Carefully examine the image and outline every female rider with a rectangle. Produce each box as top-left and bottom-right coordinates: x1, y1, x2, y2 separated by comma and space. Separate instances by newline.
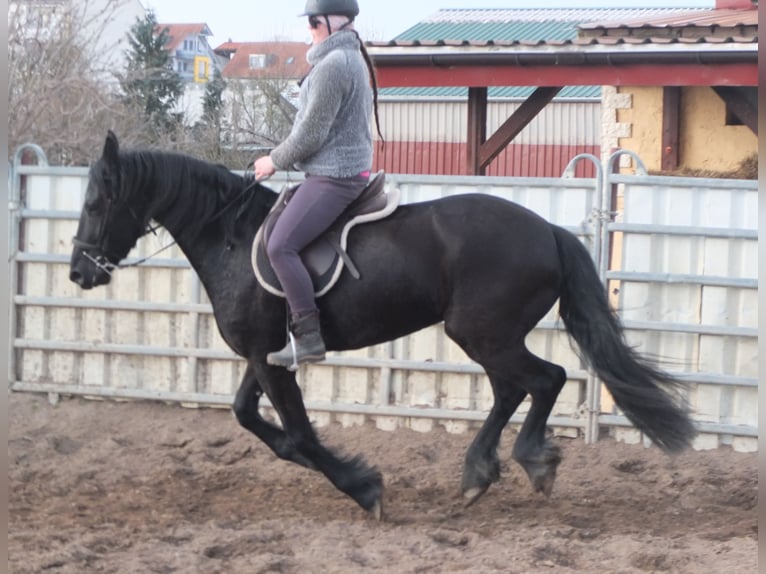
254, 0, 382, 369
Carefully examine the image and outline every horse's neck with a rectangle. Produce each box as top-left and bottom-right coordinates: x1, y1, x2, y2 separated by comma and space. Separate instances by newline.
152, 188, 261, 306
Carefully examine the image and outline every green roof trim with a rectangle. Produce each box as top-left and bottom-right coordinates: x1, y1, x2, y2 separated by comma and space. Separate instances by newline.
380, 86, 601, 99
395, 21, 582, 42
383, 9, 705, 100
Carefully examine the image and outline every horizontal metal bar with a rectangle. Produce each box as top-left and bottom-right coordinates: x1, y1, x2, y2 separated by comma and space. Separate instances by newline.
13, 166, 89, 176
14, 252, 191, 269
14, 382, 757, 437
15, 339, 239, 360
671, 372, 758, 388
620, 320, 757, 338
12, 297, 561, 331
12, 338, 588, 380
608, 174, 758, 190
319, 355, 589, 381
597, 414, 757, 438
20, 209, 80, 221
11, 382, 234, 406
9, 382, 585, 428
607, 222, 757, 239
15, 295, 213, 315
606, 270, 757, 289
19, 207, 595, 240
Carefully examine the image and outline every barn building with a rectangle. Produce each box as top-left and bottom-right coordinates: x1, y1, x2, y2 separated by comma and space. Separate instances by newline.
368, 1, 757, 178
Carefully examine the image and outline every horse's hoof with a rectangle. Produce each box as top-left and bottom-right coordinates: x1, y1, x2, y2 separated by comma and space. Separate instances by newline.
521, 462, 557, 498
462, 485, 488, 507
371, 498, 384, 522
533, 471, 557, 499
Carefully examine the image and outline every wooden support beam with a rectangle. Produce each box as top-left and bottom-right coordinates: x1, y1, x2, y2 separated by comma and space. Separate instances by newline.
466, 87, 488, 175
375, 64, 757, 89
661, 87, 681, 171
478, 86, 561, 168
712, 86, 758, 135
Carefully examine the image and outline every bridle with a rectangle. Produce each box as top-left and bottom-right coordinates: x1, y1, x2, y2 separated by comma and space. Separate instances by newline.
72, 191, 171, 277
72, 176, 263, 276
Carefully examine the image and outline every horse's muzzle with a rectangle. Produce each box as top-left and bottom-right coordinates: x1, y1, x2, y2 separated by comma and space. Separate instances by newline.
69, 250, 113, 289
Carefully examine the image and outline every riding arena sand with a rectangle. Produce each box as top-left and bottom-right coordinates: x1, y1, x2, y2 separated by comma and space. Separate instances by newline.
9, 392, 757, 573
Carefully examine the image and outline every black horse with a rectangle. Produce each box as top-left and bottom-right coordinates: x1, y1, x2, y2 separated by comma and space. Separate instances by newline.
70, 132, 695, 518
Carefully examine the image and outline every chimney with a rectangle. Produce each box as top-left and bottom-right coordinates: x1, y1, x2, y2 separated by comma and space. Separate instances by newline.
715, 0, 756, 9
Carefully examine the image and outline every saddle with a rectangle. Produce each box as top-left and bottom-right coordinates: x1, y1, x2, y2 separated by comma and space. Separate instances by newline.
251, 171, 400, 298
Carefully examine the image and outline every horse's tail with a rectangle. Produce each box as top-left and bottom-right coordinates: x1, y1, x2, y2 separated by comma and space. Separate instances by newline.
551, 225, 696, 453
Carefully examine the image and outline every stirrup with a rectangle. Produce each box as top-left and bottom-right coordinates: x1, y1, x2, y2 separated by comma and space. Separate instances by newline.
266, 332, 300, 372
286, 332, 299, 372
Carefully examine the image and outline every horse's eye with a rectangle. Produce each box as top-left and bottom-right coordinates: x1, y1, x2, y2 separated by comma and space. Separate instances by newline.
84, 197, 103, 215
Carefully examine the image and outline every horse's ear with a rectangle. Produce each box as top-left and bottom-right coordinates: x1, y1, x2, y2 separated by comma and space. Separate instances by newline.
103, 130, 119, 164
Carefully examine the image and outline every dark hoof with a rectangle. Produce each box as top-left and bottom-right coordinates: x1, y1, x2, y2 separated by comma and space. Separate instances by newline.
347, 466, 384, 515
514, 443, 561, 498
462, 485, 489, 507
524, 462, 558, 498
371, 498, 384, 522
460, 452, 501, 507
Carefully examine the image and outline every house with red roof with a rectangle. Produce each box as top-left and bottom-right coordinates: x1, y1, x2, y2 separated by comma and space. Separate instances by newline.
157, 23, 222, 84
212, 41, 311, 149
215, 41, 310, 82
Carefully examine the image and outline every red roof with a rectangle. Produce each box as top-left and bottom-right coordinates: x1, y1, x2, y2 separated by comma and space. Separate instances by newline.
156, 23, 213, 52
579, 8, 757, 40
214, 42, 311, 80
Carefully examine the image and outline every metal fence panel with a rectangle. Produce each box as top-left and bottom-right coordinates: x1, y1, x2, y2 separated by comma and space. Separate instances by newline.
8, 150, 757, 451
603, 167, 758, 452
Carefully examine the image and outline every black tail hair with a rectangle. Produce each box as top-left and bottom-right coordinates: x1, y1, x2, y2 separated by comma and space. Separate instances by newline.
552, 225, 696, 453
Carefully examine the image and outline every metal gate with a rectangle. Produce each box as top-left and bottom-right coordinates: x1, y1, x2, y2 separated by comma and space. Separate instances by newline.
7, 146, 757, 450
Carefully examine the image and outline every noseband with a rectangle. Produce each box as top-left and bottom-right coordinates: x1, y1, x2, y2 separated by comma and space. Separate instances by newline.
72, 195, 168, 276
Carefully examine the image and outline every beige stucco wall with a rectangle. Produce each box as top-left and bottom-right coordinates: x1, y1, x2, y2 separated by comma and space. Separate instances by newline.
616, 86, 757, 173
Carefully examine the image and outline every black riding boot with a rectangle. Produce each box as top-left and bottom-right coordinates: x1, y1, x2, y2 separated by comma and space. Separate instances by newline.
267, 310, 326, 371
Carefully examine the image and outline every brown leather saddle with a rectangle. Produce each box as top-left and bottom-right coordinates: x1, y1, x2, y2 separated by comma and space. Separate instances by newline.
251, 171, 400, 298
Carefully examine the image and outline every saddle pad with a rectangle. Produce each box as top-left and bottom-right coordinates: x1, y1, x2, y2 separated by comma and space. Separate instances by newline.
251, 184, 400, 298
253, 229, 342, 298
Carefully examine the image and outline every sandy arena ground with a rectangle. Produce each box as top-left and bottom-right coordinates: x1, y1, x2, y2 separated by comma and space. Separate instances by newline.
9, 391, 757, 573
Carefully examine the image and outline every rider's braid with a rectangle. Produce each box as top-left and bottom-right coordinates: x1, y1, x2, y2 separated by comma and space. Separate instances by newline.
350, 29, 385, 147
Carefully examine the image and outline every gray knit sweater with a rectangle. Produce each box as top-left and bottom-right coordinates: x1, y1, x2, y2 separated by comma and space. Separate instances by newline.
270, 30, 373, 178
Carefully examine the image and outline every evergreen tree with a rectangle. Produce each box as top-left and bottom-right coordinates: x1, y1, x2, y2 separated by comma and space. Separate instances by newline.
202, 68, 226, 125
190, 68, 227, 160
121, 10, 184, 137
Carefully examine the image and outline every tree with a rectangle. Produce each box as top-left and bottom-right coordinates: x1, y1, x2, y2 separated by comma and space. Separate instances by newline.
202, 68, 226, 125
226, 71, 298, 151
120, 10, 184, 139
8, 0, 152, 164
185, 69, 229, 162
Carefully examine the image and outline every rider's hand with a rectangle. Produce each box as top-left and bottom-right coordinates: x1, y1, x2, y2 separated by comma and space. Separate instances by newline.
254, 156, 276, 181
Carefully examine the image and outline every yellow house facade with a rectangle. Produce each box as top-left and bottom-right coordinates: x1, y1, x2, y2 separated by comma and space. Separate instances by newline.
615, 86, 757, 174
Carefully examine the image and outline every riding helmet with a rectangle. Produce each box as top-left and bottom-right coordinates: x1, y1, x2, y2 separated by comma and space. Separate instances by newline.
300, 0, 360, 18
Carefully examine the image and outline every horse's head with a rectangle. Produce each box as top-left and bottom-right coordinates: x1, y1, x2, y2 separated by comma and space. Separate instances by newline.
69, 131, 147, 289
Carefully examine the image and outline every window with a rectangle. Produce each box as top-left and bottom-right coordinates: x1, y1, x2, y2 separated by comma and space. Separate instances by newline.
194, 56, 210, 83
249, 54, 267, 69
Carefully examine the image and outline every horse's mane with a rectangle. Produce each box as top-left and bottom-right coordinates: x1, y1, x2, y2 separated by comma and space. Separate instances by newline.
119, 150, 277, 243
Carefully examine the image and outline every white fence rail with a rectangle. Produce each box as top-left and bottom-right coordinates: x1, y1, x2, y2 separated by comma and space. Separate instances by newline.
8, 147, 757, 451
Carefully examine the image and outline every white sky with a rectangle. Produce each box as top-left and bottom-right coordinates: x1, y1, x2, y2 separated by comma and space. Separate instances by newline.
142, 0, 715, 47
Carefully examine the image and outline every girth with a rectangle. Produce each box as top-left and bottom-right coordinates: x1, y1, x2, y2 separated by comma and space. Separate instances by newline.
251, 171, 400, 298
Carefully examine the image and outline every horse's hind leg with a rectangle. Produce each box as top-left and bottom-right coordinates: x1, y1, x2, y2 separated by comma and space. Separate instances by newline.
510, 351, 567, 497
461, 379, 526, 506
448, 326, 566, 501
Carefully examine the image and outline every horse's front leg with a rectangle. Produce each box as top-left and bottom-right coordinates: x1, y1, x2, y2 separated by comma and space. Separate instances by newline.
232, 362, 316, 470
250, 361, 384, 518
